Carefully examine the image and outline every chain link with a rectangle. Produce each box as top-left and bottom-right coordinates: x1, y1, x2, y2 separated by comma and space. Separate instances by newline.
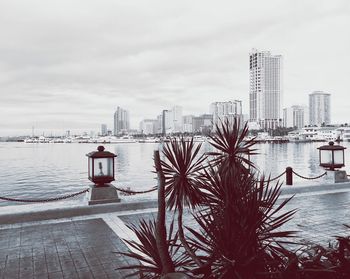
292, 171, 327, 180
269, 171, 287, 182
0, 188, 89, 203
253, 171, 286, 183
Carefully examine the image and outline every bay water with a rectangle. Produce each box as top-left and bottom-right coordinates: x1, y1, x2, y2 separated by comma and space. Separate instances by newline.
0, 141, 349, 207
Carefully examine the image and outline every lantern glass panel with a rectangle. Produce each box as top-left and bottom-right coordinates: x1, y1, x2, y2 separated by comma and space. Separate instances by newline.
89, 157, 93, 178
333, 150, 344, 165
320, 150, 333, 165
93, 158, 113, 178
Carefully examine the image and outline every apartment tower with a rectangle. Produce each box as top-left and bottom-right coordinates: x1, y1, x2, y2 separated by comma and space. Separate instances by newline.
309, 91, 331, 126
249, 49, 282, 130
283, 105, 309, 129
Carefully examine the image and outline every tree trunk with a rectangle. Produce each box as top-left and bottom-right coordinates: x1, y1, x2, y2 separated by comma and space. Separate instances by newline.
154, 150, 175, 274
177, 203, 202, 266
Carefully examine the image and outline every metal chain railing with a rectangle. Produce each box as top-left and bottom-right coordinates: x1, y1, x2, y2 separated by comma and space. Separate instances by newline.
0, 169, 328, 203
0, 185, 158, 203
253, 169, 327, 184
292, 170, 327, 180
0, 188, 89, 203
253, 171, 286, 183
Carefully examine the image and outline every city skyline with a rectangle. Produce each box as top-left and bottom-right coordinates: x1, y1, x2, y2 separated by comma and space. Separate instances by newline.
0, 1, 349, 136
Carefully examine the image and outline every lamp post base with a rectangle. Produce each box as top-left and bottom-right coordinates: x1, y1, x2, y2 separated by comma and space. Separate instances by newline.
325, 170, 349, 183
87, 183, 121, 205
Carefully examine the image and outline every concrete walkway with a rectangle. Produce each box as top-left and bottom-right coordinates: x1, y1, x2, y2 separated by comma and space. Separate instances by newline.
0, 218, 140, 279
1, 182, 350, 278
0, 207, 158, 279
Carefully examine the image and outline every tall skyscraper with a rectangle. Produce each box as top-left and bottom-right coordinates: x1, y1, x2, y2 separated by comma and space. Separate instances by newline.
249, 49, 282, 130
309, 91, 331, 126
113, 107, 130, 135
210, 101, 243, 130
283, 105, 309, 129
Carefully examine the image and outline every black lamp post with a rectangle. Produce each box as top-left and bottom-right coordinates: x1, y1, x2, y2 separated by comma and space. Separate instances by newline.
317, 141, 346, 171
86, 146, 117, 186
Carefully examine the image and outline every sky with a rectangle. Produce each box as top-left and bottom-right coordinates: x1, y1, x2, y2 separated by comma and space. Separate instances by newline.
0, 0, 350, 136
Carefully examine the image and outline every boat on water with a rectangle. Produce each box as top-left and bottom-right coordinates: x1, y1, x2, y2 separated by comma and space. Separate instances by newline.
89, 135, 137, 144
24, 137, 38, 143
138, 137, 160, 143
109, 136, 137, 143
73, 136, 91, 143
24, 136, 50, 143
266, 136, 289, 143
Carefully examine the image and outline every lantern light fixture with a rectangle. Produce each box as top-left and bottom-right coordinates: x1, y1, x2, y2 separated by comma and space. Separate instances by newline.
86, 146, 117, 186
317, 141, 346, 171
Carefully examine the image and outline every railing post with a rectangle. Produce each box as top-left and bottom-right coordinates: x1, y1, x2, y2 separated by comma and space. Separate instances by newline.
286, 167, 293, 185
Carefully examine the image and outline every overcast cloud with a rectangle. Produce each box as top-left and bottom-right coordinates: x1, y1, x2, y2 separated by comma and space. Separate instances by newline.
0, 0, 349, 136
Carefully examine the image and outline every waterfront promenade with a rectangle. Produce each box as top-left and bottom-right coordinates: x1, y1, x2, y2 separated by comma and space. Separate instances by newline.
1, 182, 350, 278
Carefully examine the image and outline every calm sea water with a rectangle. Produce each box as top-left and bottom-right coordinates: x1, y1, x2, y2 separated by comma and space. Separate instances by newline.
1, 141, 350, 207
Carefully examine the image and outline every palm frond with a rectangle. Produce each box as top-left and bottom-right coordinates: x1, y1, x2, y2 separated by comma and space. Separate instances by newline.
161, 137, 208, 210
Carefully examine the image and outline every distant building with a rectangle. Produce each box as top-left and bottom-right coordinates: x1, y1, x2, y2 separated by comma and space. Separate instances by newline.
183, 115, 194, 133
249, 48, 283, 130
210, 101, 243, 130
155, 115, 162, 134
114, 107, 130, 135
309, 91, 331, 126
193, 114, 213, 134
162, 110, 172, 135
139, 119, 157, 135
162, 106, 183, 135
283, 106, 309, 129
100, 124, 107, 136
172, 106, 183, 133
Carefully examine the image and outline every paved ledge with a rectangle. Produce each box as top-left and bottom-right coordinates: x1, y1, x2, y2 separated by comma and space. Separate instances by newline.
280, 181, 350, 196
0, 200, 158, 225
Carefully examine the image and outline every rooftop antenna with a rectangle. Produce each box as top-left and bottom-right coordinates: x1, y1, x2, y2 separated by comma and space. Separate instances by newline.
32, 126, 34, 137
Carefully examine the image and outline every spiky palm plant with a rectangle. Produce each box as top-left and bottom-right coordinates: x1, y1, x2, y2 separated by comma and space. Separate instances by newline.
117, 218, 192, 279
181, 119, 297, 278
161, 137, 207, 266
187, 167, 297, 278
208, 118, 257, 175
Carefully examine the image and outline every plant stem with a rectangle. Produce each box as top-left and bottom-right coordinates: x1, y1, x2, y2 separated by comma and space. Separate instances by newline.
177, 202, 202, 267
154, 150, 175, 274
